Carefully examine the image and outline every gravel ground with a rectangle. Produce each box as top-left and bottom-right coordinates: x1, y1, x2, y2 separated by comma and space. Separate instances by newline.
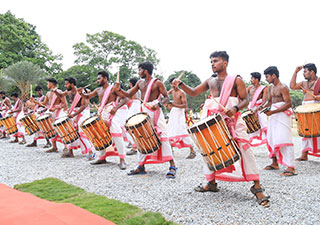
1, 135, 320, 225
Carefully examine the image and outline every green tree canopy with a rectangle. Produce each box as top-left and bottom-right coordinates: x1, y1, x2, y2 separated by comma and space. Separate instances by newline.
72, 30, 161, 88
3, 61, 44, 100
0, 11, 62, 74
164, 71, 209, 112
290, 89, 304, 109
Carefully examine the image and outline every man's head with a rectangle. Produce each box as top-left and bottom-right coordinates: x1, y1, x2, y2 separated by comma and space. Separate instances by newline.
10, 92, 18, 101
129, 77, 138, 88
264, 66, 279, 84
35, 86, 43, 96
0, 91, 6, 99
138, 62, 154, 79
169, 77, 178, 89
97, 71, 109, 87
303, 63, 317, 81
47, 78, 58, 90
209, 51, 229, 74
64, 77, 77, 91
250, 72, 261, 85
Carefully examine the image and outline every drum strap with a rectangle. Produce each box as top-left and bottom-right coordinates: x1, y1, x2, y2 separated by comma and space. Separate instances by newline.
98, 85, 113, 115
219, 75, 238, 108
249, 85, 265, 109
313, 78, 320, 95
69, 92, 81, 114
49, 93, 57, 109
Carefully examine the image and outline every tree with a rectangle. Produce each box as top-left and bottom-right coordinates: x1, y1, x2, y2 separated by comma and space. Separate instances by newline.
72, 30, 161, 87
3, 61, 44, 100
290, 90, 304, 109
164, 71, 209, 112
0, 11, 62, 74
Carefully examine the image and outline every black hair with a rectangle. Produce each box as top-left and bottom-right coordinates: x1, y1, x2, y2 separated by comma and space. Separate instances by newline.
303, 63, 317, 74
129, 77, 138, 86
251, 72, 261, 81
64, 77, 77, 85
47, 77, 58, 85
35, 86, 43, 91
264, 66, 279, 78
97, 71, 109, 80
11, 92, 18, 98
0, 91, 5, 95
169, 77, 176, 84
209, 51, 229, 62
138, 61, 154, 75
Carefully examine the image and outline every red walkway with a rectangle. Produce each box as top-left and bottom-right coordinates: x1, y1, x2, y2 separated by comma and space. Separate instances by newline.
0, 184, 115, 225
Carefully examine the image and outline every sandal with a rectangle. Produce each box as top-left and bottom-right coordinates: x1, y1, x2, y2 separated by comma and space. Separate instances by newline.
45, 148, 58, 153
166, 166, 177, 179
88, 153, 96, 161
19, 140, 26, 145
127, 166, 147, 175
280, 170, 297, 177
61, 152, 74, 158
263, 165, 279, 170
194, 182, 219, 192
250, 185, 270, 207
43, 143, 52, 148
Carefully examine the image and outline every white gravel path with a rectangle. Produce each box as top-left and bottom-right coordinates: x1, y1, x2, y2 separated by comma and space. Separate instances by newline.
0, 136, 320, 225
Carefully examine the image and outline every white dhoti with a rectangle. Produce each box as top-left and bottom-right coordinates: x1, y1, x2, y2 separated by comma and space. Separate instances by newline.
167, 107, 193, 149
137, 104, 173, 166
248, 102, 268, 147
67, 107, 93, 154
201, 97, 260, 182
267, 102, 295, 168
299, 100, 320, 157
12, 111, 25, 138
99, 102, 126, 160
117, 105, 129, 142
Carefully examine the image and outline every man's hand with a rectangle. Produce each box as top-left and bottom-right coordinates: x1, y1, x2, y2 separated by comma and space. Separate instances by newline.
68, 113, 74, 118
114, 82, 121, 92
225, 107, 237, 117
77, 88, 84, 94
172, 78, 181, 87
109, 108, 117, 115
295, 65, 303, 74
49, 108, 55, 112
265, 110, 273, 116
315, 95, 320, 101
30, 97, 35, 103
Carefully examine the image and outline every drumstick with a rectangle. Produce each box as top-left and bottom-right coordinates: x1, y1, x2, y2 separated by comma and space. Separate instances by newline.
211, 97, 228, 113
177, 71, 185, 81
83, 84, 92, 89
300, 86, 316, 98
116, 71, 120, 83
30, 84, 32, 98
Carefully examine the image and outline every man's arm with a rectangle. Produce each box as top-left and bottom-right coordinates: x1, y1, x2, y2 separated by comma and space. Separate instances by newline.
173, 78, 209, 97
266, 86, 292, 115
11, 100, 23, 113
53, 89, 68, 98
78, 88, 98, 99
114, 81, 140, 98
290, 66, 304, 90
69, 97, 88, 118
109, 97, 129, 115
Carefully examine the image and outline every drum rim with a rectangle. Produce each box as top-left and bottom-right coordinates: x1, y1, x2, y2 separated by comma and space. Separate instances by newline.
125, 112, 149, 130
53, 116, 70, 127
94, 139, 113, 151
36, 113, 52, 122
294, 103, 320, 113
188, 113, 222, 133
80, 115, 100, 128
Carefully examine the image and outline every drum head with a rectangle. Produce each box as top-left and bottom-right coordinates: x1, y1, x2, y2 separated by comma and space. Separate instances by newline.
126, 113, 148, 127
241, 110, 253, 117
295, 103, 320, 113
36, 113, 51, 121
188, 113, 222, 133
82, 116, 98, 126
53, 116, 69, 126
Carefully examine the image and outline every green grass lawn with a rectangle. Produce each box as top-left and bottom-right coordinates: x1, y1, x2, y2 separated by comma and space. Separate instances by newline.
14, 178, 178, 225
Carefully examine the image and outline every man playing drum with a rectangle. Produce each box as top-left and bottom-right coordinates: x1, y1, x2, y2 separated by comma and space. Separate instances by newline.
0, 91, 12, 139
115, 61, 178, 179
25, 86, 51, 148
165, 77, 196, 159
247, 72, 268, 146
78, 71, 128, 170
8, 93, 26, 144
172, 51, 269, 207
53, 77, 95, 159
31, 78, 68, 153
290, 63, 320, 160
263, 66, 296, 176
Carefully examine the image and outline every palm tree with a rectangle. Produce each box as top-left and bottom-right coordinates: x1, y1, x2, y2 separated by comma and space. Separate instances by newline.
3, 61, 44, 100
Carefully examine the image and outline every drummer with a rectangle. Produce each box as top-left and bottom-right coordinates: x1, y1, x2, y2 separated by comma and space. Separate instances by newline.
0, 91, 12, 139
77, 71, 128, 170
290, 63, 320, 160
172, 51, 269, 207
52, 77, 95, 160
25, 86, 51, 148
263, 66, 296, 176
31, 78, 68, 153
247, 72, 268, 146
8, 93, 26, 144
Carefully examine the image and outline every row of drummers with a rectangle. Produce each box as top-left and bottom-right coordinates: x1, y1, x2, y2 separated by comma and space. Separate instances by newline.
0, 102, 160, 155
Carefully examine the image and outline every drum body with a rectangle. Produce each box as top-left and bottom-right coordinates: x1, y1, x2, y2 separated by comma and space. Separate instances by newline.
295, 103, 320, 138
188, 113, 240, 171
20, 114, 40, 135
80, 115, 112, 151
242, 111, 261, 134
36, 113, 57, 139
53, 116, 79, 144
125, 112, 161, 154
1, 115, 18, 135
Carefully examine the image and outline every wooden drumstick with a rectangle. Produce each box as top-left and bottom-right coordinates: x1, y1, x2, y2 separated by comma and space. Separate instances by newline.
116, 71, 120, 83
211, 97, 228, 113
83, 83, 92, 89
300, 86, 316, 98
177, 71, 185, 81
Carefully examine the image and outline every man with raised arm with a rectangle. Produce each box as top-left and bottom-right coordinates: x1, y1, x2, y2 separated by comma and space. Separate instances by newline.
263, 66, 296, 176
172, 51, 269, 207
115, 61, 177, 179
290, 63, 320, 161
78, 71, 127, 170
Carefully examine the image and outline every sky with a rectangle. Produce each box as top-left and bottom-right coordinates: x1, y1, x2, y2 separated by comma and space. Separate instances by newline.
2, 0, 320, 85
